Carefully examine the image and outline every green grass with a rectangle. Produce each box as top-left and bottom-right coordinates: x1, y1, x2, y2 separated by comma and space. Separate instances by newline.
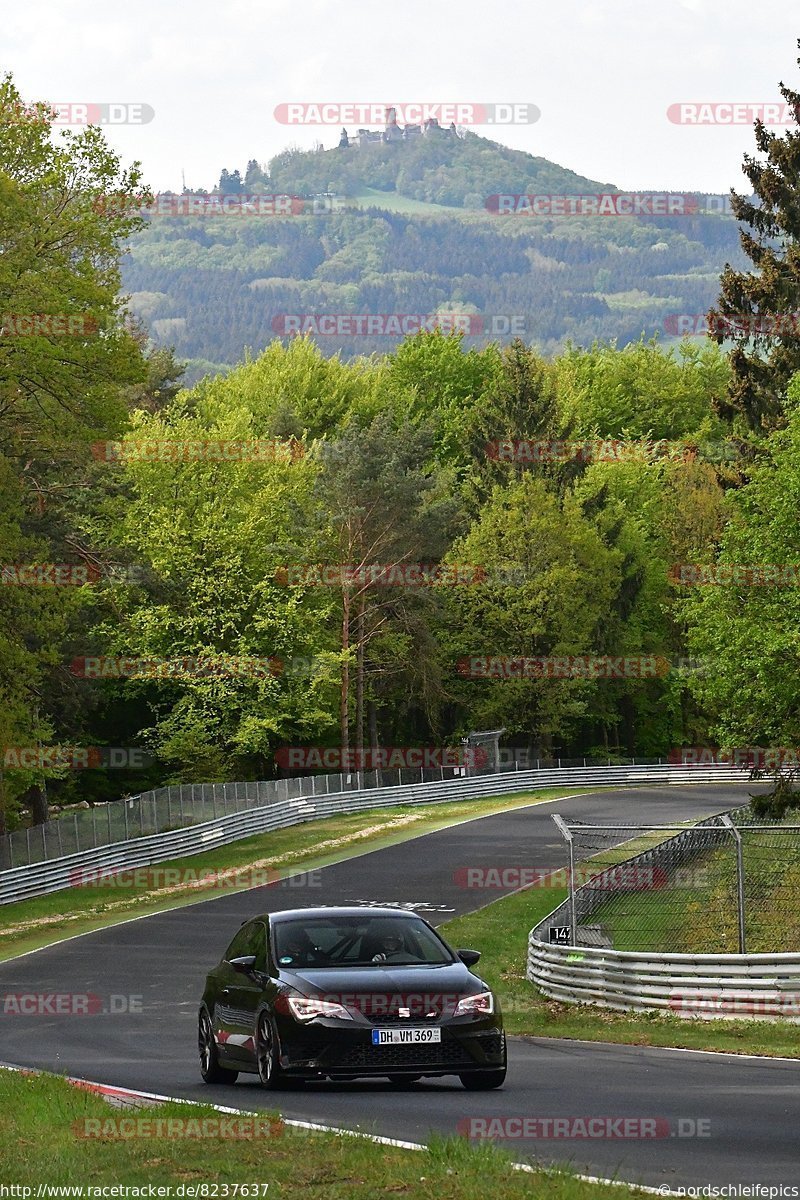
440, 882, 800, 1058
0, 789, 569, 961
350, 186, 471, 216
0, 1069, 648, 1197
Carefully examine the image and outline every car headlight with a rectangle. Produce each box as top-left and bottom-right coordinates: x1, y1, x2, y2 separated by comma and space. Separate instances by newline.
454, 991, 494, 1017
286, 996, 354, 1022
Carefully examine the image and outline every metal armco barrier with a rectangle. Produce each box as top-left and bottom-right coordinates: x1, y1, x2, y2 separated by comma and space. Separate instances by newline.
526, 940, 800, 1021
0, 763, 745, 905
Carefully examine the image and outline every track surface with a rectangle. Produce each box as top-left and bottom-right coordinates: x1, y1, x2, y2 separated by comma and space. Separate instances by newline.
2, 782, 797, 1190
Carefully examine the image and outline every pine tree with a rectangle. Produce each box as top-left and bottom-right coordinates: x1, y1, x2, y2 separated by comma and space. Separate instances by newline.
708, 41, 800, 432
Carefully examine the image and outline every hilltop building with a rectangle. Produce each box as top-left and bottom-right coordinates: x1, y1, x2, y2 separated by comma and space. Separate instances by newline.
339, 107, 459, 149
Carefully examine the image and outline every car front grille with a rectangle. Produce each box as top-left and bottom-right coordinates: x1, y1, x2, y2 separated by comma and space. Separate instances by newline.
330, 1039, 476, 1069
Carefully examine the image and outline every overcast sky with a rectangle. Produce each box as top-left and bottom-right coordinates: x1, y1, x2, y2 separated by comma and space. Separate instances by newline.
4, 0, 799, 193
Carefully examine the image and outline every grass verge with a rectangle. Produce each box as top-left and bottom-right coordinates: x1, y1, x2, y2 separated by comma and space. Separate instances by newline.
0, 789, 568, 961
0, 1069, 647, 1197
439, 883, 800, 1058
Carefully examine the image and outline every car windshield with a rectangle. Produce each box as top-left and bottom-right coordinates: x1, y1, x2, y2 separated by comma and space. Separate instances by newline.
273, 915, 455, 968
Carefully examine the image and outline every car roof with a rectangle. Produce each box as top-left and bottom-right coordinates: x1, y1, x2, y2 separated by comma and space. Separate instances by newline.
256, 907, 430, 924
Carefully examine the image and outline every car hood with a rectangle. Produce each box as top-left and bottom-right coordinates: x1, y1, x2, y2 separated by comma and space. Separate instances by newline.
281, 962, 486, 1011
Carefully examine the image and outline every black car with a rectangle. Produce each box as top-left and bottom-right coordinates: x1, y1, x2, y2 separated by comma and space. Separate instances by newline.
199, 906, 506, 1090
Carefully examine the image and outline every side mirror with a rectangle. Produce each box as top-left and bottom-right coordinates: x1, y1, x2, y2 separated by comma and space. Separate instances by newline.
457, 949, 481, 967
229, 955, 257, 974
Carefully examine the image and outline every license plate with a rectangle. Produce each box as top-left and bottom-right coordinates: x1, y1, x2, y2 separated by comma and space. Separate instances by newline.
371, 1027, 442, 1045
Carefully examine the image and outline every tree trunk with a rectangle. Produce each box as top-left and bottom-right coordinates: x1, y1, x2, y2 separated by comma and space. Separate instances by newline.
29, 782, 49, 826
340, 588, 351, 759
0, 770, 8, 870
355, 599, 365, 762
368, 701, 378, 752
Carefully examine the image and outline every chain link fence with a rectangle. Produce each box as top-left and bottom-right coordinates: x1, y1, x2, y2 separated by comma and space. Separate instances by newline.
0, 753, 675, 873
551, 805, 800, 954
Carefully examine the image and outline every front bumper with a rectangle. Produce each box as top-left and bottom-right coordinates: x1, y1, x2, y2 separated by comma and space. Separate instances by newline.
274, 1013, 505, 1079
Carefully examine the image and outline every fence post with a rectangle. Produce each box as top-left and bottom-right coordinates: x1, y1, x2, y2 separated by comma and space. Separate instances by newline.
26, 826, 31, 864
552, 815, 576, 947
91, 804, 97, 847
721, 814, 746, 953
167, 787, 173, 827
124, 800, 129, 840
74, 812, 80, 851
108, 803, 112, 843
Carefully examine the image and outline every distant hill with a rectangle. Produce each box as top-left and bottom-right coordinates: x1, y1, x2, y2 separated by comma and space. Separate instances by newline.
121, 131, 746, 382
252, 129, 616, 209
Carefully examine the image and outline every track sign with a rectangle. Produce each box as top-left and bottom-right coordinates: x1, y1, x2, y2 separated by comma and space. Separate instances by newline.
549, 926, 571, 945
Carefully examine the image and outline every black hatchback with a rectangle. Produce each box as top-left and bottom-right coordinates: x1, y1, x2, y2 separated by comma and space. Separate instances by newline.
199, 906, 506, 1090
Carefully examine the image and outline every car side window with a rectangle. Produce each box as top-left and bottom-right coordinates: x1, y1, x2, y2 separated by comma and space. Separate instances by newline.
248, 922, 267, 973
225, 922, 255, 962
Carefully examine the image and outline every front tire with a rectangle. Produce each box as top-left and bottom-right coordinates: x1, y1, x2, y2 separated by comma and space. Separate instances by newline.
256, 1011, 284, 1090
199, 1009, 239, 1084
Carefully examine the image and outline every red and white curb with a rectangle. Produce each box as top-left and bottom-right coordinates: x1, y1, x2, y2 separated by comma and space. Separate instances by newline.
1, 1061, 677, 1195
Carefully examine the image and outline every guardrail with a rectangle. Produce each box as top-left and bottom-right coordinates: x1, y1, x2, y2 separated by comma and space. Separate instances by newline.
526, 802, 800, 1020
0, 754, 686, 871
526, 939, 800, 1021
0, 762, 747, 906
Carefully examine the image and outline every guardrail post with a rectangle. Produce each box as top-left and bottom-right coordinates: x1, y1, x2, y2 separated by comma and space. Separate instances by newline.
552, 814, 576, 946
721, 814, 746, 953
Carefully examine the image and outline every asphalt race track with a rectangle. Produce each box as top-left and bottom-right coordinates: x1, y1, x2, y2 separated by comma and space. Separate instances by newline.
2, 782, 797, 1191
